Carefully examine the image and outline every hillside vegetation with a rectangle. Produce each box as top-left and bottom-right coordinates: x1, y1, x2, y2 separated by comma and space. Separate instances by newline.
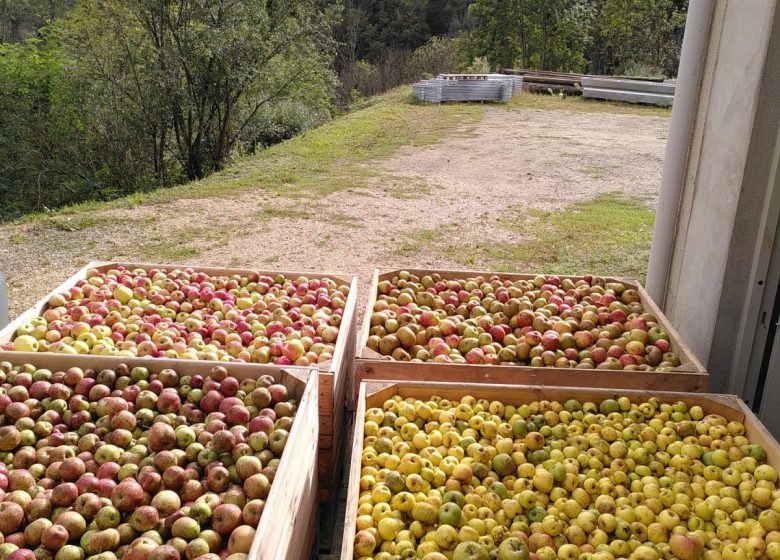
1, 0, 685, 218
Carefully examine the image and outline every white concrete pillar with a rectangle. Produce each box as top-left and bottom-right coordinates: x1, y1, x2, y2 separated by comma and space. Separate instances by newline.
651, 0, 780, 391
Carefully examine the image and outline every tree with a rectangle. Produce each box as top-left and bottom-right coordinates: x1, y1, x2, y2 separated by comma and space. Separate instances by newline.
463, 0, 594, 72
595, 0, 687, 76
461, 0, 684, 75
65, 0, 339, 181
0, 0, 74, 43
0, 33, 114, 216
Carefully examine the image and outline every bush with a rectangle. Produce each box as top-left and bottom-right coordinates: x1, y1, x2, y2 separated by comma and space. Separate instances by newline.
243, 100, 331, 151
408, 37, 460, 78
339, 37, 462, 100
464, 56, 491, 73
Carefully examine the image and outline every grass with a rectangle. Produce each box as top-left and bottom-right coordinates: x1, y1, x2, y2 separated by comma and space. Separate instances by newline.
392, 224, 458, 257
393, 228, 440, 257
39, 215, 114, 232
135, 225, 231, 262
386, 179, 435, 200
327, 213, 364, 229
507, 92, 673, 117
259, 206, 314, 219
395, 193, 655, 281
485, 193, 655, 280
259, 205, 363, 228
579, 164, 612, 179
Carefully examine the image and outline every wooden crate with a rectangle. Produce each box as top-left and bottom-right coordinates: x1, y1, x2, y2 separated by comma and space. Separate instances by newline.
352, 268, 708, 405
0, 261, 357, 501
0, 354, 319, 560
342, 379, 780, 559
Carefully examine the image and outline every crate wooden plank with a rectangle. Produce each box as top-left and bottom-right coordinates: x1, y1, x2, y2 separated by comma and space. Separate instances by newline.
0, 354, 319, 560
0, 272, 8, 330
352, 268, 708, 406
342, 379, 780, 559
0, 261, 357, 502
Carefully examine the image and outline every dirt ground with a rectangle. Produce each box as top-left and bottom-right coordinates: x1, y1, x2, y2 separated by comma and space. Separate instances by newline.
0, 104, 669, 320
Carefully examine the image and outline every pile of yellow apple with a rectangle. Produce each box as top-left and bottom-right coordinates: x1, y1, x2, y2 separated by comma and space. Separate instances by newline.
352, 395, 780, 560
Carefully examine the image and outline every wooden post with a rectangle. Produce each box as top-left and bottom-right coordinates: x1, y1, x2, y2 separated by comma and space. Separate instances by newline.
0, 273, 7, 330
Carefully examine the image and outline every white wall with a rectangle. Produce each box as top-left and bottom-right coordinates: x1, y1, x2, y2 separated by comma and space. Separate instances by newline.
659, 0, 778, 390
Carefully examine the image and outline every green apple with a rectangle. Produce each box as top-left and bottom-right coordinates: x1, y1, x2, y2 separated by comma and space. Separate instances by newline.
438, 502, 463, 526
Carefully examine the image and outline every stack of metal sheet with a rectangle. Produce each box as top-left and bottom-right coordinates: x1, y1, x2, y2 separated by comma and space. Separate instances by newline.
581, 76, 675, 106
412, 74, 523, 103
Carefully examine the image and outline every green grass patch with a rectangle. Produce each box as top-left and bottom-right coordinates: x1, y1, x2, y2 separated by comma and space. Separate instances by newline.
135, 226, 231, 262
507, 92, 673, 117
39, 214, 113, 232
386, 179, 435, 200
394, 194, 655, 280
327, 213, 364, 229
391, 225, 456, 257
479, 193, 655, 280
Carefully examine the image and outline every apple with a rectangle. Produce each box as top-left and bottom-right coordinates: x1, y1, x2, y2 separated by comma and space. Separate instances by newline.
0, 502, 24, 534
110, 480, 144, 513
41, 524, 69, 549
212, 504, 242, 536
227, 526, 255, 554
453, 542, 489, 560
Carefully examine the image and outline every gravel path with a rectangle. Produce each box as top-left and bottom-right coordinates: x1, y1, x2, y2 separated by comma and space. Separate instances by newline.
0, 105, 669, 321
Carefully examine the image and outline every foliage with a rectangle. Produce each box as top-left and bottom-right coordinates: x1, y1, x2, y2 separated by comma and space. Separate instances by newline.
460, 0, 596, 72
340, 37, 459, 99
407, 36, 460, 78
593, 0, 688, 76
65, 0, 339, 181
0, 34, 110, 217
0, 0, 74, 43
0, 0, 340, 218
464, 56, 490, 74
460, 0, 685, 75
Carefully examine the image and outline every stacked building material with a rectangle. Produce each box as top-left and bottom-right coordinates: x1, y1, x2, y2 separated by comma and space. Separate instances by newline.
412, 74, 523, 103
581, 76, 676, 106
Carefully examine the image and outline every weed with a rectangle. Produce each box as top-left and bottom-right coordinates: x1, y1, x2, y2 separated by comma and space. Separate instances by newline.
473, 193, 655, 280
579, 165, 611, 179
506, 93, 673, 117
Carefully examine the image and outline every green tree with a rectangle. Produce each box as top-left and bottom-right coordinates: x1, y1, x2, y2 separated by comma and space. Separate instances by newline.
593, 0, 687, 75
357, 0, 431, 62
66, 0, 339, 181
0, 33, 116, 216
462, 0, 594, 72
0, 0, 74, 43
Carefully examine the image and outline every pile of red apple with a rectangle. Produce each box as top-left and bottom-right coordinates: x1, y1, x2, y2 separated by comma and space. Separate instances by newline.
4, 266, 349, 366
366, 272, 681, 370
0, 361, 297, 560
